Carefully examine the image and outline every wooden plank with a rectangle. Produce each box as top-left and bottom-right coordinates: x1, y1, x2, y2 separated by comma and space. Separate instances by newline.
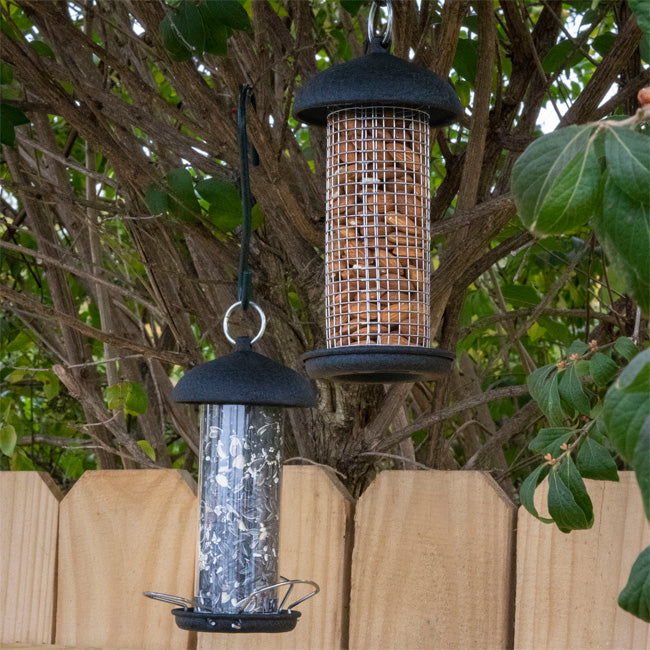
0, 645, 100, 649
349, 471, 516, 649
515, 472, 650, 649
0, 472, 62, 645
55, 470, 197, 650
197, 466, 353, 650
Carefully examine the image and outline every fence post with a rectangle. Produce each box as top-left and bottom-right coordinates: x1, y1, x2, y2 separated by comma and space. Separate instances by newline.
197, 465, 354, 650
55, 469, 197, 650
514, 472, 650, 649
349, 470, 516, 649
0, 471, 61, 645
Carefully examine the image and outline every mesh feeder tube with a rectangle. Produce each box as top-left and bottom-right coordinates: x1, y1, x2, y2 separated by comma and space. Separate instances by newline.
294, 30, 463, 383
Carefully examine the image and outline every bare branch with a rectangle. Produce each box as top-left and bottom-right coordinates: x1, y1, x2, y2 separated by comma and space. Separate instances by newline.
374, 384, 531, 452
0, 283, 189, 366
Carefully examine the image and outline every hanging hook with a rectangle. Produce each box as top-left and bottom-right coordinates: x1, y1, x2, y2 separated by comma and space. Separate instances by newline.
237, 84, 258, 311
367, 0, 393, 48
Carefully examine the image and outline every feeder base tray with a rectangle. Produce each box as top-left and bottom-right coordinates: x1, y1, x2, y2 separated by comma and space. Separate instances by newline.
302, 345, 454, 383
172, 608, 301, 633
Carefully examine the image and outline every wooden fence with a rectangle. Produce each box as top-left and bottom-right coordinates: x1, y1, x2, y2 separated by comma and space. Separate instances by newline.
1, 468, 648, 650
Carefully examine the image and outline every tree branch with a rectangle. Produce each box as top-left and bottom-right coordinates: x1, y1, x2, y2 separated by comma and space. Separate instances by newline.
0, 283, 189, 366
463, 399, 541, 470
373, 384, 531, 452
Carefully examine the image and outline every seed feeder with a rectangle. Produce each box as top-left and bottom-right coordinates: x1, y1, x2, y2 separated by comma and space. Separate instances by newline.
145, 87, 318, 633
294, 0, 462, 383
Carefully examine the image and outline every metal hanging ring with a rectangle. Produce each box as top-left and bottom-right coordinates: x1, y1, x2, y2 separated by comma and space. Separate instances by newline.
223, 300, 266, 345
368, 0, 393, 46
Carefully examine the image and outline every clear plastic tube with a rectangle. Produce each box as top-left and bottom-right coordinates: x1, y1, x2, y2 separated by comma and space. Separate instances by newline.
196, 404, 283, 613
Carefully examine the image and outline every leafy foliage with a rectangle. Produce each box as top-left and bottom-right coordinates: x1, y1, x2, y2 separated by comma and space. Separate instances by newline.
512, 121, 650, 315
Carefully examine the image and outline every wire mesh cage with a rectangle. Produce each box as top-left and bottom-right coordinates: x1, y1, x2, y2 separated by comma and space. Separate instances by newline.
293, 4, 462, 382
326, 106, 431, 349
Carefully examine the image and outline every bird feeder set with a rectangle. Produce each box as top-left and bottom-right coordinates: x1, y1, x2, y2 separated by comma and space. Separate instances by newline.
294, 0, 462, 383
144, 0, 463, 634
145, 87, 318, 634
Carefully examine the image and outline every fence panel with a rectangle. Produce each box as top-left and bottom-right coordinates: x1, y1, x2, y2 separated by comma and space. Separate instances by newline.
349, 471, 516, 649
515, 472, 650, 649
0, 472, 61, 645
197, 466, 353, 650
3, 468, 649, 650
54, 470, 197, 650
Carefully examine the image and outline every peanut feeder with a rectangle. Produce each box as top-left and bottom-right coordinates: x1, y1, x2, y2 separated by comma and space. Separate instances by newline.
294, 0, 462, 383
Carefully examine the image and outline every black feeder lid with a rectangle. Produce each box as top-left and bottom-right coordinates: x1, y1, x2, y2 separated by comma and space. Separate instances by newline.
302, 346, 454, 383
171, 608, 301, 634
173, 337, 316, 407
292, 38, 463, 127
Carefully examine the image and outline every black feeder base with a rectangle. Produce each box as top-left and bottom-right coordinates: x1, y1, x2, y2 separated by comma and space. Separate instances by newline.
171, 608, 301, 633
302, 345, 454, 383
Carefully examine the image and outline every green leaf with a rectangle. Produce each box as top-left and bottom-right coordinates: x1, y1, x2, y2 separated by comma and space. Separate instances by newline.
160, 9, 193, 61
593, 175, 650, 315
0, 424, 17, 456
41, 372, 60, 401
511, 125, 602, 236
590, 352, 619, 386
460, 288, 494, 326
453, 39, 478, 84
603, 348, 650, 465
6, 331, 32, 353
527, 321, 546, 343
576, 437, 619, 481
104, 382, 148, 416
137, 440, 156, 462
501, 284, 541, 307
0, 104, 30, 146
575, 359, 591, 378
199, 4, 229, 56
340, 0, 364, 15
197, 176, 242, 231
537, 317, 571, 346
614, 337, 639, 362
10, 448, 34, 471
0, 61, 13, 85
196, 176, 240, 213
605, 128, 650, 204
529, 427, 573, 458
591, 32, 616, 57
567, 339, 589, 357
519, 463, 553, 523
144, 184, 168, 215
527, 364, 564, 426
30, 40, 56, 60
618, 547, 650, 623
559, 366, 591, 415
547, 457, 593, 533
166, 168, 200, 222
6, 369, 25, 383
202, 0, 251, 32
542, 39, 584, 73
